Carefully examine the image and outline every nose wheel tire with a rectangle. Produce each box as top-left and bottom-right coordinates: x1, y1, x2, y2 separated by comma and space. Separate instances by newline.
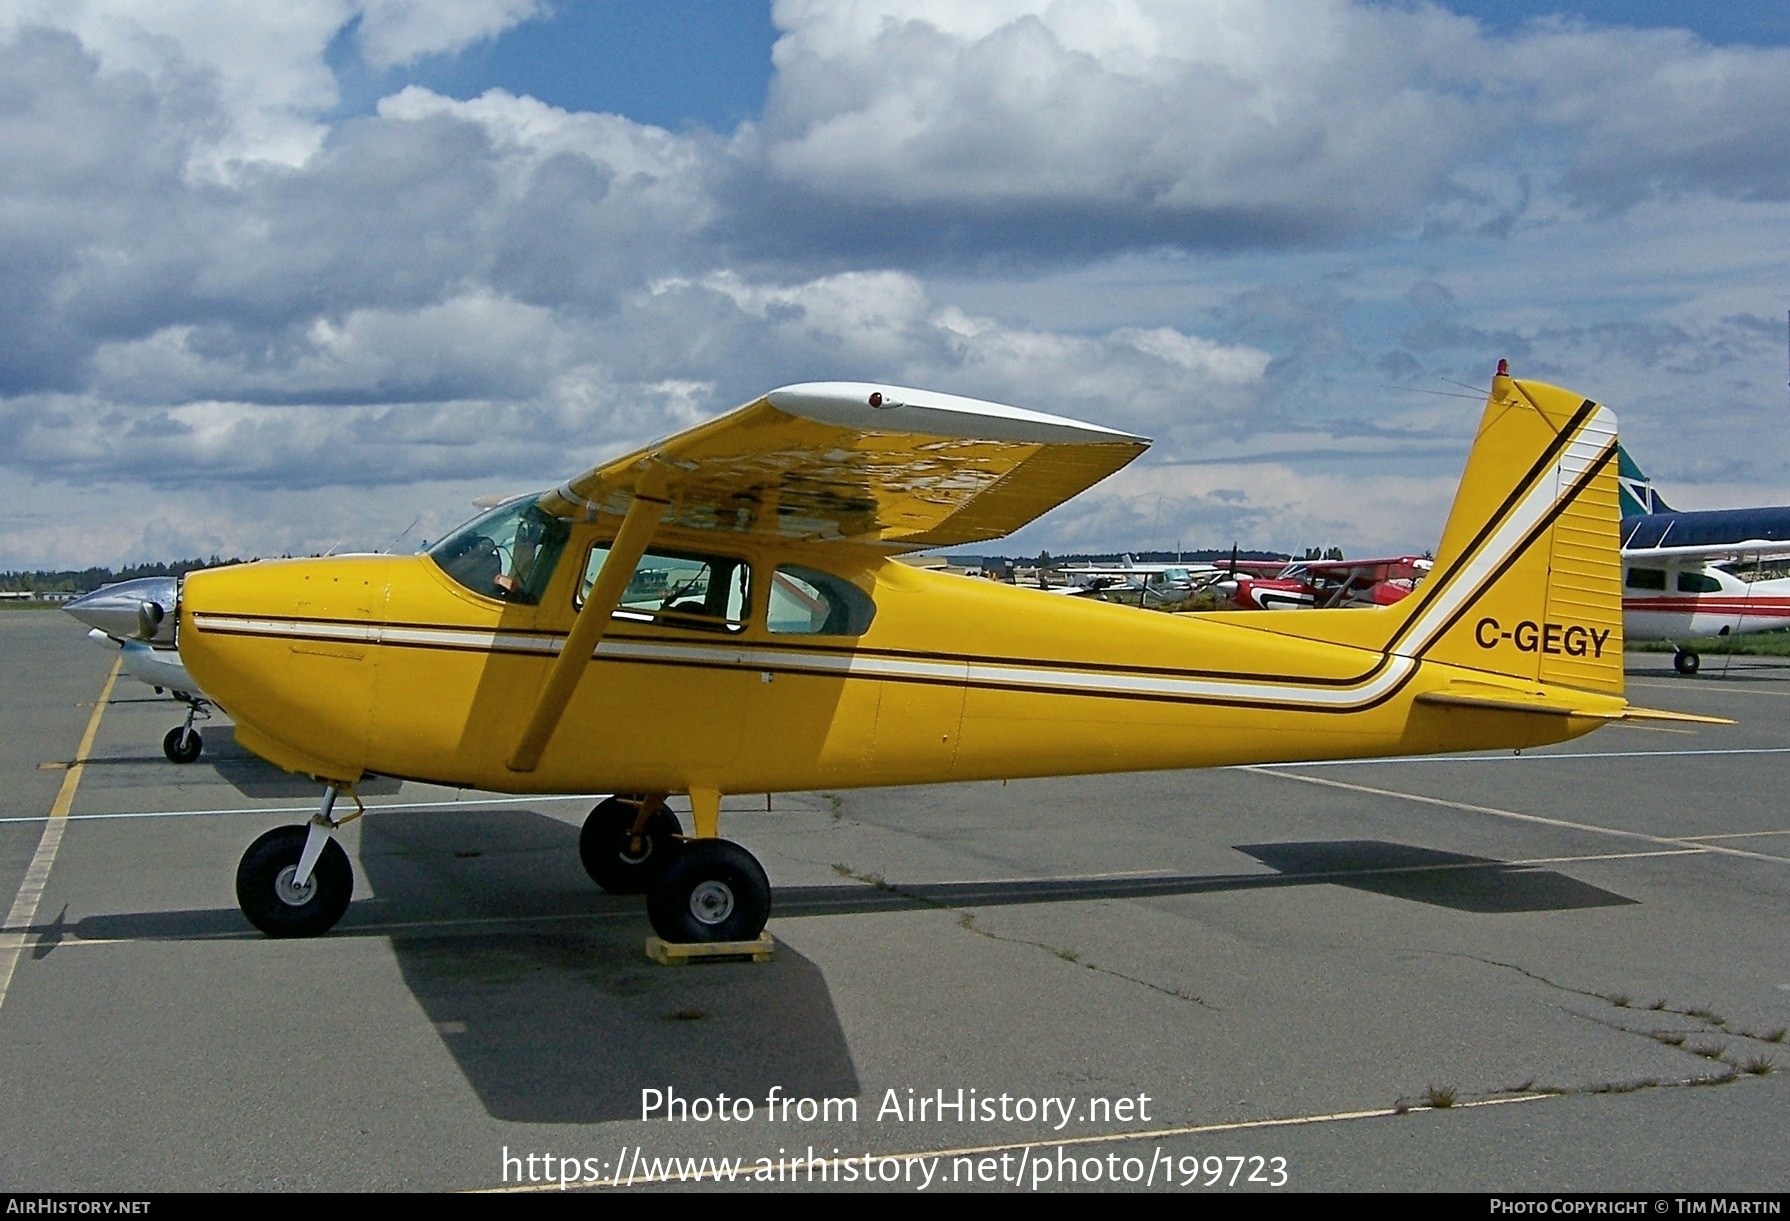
647, 839, 770, 943
1674, 648, 1701, 676
162, 726, 203, 763
579, 797, 684, 894
236, 825, 353, 937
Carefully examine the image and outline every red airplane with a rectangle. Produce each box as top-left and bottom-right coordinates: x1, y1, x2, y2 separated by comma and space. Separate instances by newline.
1219, 555, 1434, 611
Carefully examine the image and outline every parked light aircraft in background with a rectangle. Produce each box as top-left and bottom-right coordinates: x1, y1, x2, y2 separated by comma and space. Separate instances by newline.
83, 365, 1714, 945
1056, 556, 1227, 603
1219, 555, 1434, 612
1617, 445, 1790, 675
65, 581, 213, 762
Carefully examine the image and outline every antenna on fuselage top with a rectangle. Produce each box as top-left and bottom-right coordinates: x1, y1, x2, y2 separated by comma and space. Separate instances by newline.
385, 516, 421, 554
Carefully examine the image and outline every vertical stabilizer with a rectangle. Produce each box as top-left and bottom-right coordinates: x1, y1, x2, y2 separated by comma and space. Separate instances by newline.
1617, 444, 1674, 516
1248, 363, 1624, 696
1388, 365, 1624, 694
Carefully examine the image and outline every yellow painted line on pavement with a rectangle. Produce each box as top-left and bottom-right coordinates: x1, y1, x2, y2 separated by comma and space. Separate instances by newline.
0, 660, 119, 1015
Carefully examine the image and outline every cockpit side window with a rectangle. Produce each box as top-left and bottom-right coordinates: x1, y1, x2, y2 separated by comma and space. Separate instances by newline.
578, 544, 750, 633
767, 566, 876, 636
1624, 567, 1667, 591
428, 495, 569, 605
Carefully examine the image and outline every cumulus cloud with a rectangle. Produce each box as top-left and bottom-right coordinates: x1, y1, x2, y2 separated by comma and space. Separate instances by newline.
1513, 22, 1790, 210
729, 1, 1790, 260
751, 0, 1491, 243
4, 2, 1790, 566
0, 0, 544, 168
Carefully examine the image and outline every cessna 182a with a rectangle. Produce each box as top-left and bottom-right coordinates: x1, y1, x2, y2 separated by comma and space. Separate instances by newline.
1617, 446, 1790, 675
102, 364, 1708, 945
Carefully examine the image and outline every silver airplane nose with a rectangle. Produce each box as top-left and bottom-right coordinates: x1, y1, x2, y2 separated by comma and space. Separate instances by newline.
64, 575, 180, 644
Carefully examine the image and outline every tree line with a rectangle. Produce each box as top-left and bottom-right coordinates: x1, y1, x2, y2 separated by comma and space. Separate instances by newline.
0, 557, 246, 595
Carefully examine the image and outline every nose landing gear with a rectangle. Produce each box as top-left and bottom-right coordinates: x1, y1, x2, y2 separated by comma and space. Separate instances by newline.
161, 694, 211, 763
236, 785, 360, 937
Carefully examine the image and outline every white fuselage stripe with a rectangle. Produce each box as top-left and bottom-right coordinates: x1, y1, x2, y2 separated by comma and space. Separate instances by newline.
191, 613, 1414, 709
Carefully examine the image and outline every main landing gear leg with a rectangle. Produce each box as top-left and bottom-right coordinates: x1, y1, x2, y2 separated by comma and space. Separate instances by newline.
235, 784, 361, 937
644, 787, 771, 944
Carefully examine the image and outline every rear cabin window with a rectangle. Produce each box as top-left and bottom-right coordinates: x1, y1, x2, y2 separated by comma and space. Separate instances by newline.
1677, 571, 1721, 594
766, 566, 876, 636
578, 545, 749, 633
1625, 567, 1667, 590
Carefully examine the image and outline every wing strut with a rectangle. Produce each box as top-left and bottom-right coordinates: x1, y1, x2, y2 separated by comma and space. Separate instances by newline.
506, 488, 669, 773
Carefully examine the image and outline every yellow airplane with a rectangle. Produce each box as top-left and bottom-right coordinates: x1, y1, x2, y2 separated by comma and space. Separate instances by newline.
169, 362, 1708, 943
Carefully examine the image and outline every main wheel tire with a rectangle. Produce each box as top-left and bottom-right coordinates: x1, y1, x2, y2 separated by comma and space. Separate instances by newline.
1674, 649, 1701, 676
647, 839, 770, 943
162, 726, 202, 764
236, 825, 353, 937
579, 797, 683, 894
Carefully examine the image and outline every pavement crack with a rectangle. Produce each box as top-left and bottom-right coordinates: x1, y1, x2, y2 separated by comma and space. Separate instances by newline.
1439, 953, 1781, 1085
1394, 1067, 1755, 1114
829, 863, 1212, 1009
955, 910, 1215, 1009
1448, 954, 1781, 1039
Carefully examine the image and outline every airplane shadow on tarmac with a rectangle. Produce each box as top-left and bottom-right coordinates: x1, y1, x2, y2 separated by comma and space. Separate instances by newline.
51, 813, 1633, 1121
356, 809, 863, 1124
62, 805, 863, 1124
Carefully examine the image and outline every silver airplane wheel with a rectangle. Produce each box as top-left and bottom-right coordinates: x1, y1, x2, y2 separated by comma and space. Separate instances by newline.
688, 879, 735, 926
647, 839, 770, 944
162, 726, 202, 763
236, 825, 353, 938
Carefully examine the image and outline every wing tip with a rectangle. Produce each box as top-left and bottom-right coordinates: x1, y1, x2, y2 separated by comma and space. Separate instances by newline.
766, 382, 1151, 446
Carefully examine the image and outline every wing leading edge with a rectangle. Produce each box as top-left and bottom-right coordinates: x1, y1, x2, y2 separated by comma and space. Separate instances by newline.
535, 382, 1151, 550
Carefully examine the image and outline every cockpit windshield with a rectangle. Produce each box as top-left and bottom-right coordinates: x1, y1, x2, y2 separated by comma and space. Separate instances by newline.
428, 494, 569, 605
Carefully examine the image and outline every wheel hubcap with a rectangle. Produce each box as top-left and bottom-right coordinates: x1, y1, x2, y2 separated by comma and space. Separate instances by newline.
619, 835, 653, 866
689, 880, 735, 925
274, 864, 317, 907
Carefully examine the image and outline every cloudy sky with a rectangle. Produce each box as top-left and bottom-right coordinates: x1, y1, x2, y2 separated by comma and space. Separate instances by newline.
3, 0, 1788, 568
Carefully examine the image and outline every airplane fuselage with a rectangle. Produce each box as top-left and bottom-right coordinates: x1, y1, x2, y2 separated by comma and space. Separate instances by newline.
1622, 561, 1790, 641
178, 536, 1610, 799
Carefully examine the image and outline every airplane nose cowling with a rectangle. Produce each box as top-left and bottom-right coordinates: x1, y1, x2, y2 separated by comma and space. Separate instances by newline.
64, 576, 180, 644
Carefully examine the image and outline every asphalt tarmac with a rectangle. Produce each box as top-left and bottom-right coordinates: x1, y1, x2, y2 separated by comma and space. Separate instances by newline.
1, 610, 1785, 1193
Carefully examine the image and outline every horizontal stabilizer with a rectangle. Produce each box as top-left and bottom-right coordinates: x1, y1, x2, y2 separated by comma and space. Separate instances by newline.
1417, 686, 1731, 725
1416, 688, 1622, 720
1619, 706, 1734, 725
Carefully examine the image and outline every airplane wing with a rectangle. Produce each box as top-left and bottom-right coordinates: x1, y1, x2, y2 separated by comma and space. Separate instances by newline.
1621, 539, 1790, 565
1229, 560, 1292, 577
1291, 555, 1430, 576
535, 383, 1150, 550
1061, 563, 1222, 578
